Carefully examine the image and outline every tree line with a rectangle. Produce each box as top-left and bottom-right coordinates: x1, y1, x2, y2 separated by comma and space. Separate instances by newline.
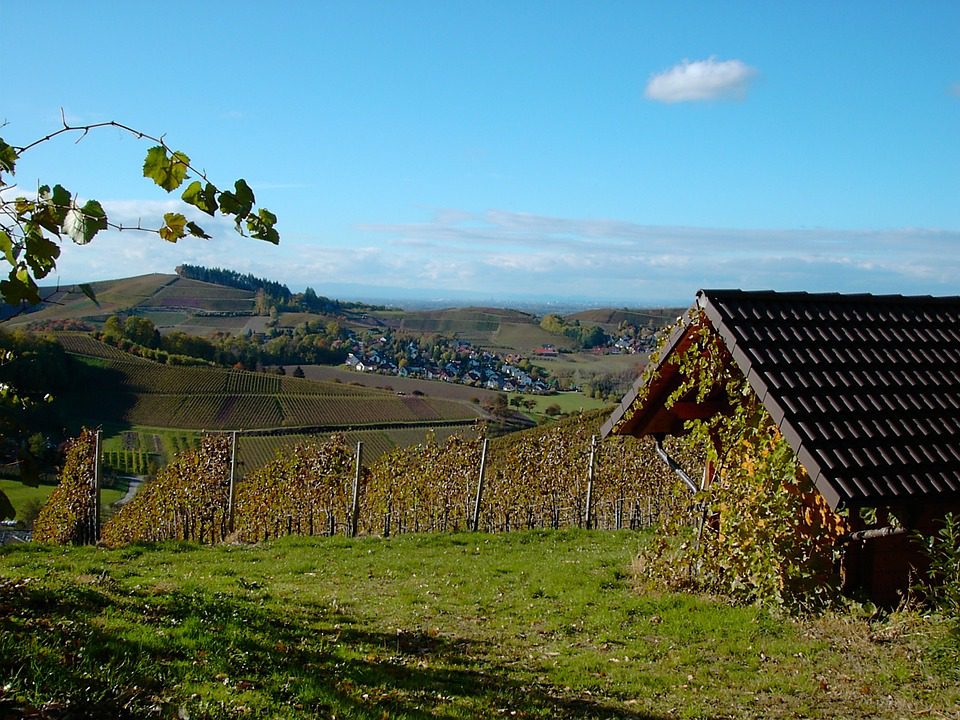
175, 265, 292, 303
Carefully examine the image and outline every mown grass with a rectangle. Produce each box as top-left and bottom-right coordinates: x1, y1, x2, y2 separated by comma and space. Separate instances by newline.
0, 531, 956, 719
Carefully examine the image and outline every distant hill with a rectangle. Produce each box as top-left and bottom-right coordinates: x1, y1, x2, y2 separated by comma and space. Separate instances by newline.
0, 274, 255, 329
369, 306, 573, 352
1, 272, 680, 358
566, 307, 686, 331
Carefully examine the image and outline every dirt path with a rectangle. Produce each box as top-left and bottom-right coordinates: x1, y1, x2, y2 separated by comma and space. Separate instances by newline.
115, 476, 145, 505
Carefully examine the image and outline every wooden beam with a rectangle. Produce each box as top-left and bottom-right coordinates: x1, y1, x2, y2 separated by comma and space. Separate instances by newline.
669, 401, 727, 420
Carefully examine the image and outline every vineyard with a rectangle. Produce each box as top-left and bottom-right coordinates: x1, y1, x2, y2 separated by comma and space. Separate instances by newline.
234, 425, 473, 475
59, 353, 484, 432
52, 333, 139, 361
38, 410, 700, 549
137, 277, 256, 312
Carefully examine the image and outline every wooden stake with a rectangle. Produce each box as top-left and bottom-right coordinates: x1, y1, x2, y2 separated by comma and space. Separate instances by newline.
227, 431, 237, 535
584, 435, 596, 530
350, 441, 362, 537
472, 438, 488, 532
93, 428, 102, 543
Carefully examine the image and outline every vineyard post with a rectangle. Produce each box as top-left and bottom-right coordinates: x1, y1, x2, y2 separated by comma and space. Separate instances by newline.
227, 431, 238, 534
584, 434, 597, 530
350, 441, 362, 537
93, 428, 102, 543
471, 438, 489, 532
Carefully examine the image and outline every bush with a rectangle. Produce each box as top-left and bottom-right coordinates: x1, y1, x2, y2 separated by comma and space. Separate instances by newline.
919, 513, 960, 621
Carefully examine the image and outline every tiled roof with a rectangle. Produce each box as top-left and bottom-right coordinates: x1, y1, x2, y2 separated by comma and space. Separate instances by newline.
604, 289, 960, 510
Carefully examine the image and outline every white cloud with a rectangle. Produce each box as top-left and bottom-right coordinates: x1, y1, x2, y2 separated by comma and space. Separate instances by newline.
645, 57, 757, 103
21, 191, 960, 306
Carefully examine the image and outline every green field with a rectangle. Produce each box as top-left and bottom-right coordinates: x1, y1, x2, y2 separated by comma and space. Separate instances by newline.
0, 531, 955, 719
0, 476, 128, 525
510, 391, 612, 420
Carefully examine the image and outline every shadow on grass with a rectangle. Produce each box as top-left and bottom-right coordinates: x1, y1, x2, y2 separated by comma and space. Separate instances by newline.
0, 574, 666, 719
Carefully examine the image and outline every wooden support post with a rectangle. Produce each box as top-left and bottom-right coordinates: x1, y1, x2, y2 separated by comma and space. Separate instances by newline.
584, 435, 596, 530
93, 428, 102, 543
350, 441, 362, 537
227, 431, 238, 535
471, 438, 488, 532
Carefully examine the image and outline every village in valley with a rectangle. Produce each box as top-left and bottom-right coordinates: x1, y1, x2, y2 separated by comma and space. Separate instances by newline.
342, 328, 657, 394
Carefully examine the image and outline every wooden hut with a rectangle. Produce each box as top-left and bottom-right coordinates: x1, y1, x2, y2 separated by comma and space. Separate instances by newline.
602, 289, 960, 604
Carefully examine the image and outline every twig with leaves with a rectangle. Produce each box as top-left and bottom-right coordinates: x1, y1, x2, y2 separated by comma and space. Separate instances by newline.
0, 110, 279, 306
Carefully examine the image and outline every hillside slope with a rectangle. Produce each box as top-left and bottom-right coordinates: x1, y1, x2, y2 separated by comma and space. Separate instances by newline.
54, 336, 484, 432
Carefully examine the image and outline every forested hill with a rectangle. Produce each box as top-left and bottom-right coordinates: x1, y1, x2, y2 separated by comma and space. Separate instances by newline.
175, 265, 291, 302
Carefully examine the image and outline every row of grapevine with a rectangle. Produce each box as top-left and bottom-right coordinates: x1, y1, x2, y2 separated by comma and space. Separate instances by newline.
53, 333, 135, 360
33, 429, 100, 544
234, 437, 356, 541
364, 435, 483, 536
102, 449, 153, 475
237, 431, 395, 475
105, 360, 225, 395
37, 412, 699, 548
101, 434, 232, 547
225, 370, 281, 394
95, 357, 386, 400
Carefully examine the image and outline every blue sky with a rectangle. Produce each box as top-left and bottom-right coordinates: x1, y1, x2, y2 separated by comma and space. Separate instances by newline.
3, 1, 959, 306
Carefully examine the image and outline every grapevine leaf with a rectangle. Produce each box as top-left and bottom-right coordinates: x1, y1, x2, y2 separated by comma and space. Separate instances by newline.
0, 267, 40, 305
181, 180, 219, 216
186, 221, 212, 240
24, 227, 61, 278
0, 139, 16, 174
50, 185, 72, 223
142, 146, 168, 185
14, 197, 33, 217
218, 179, 254, 219
0, 231, 18, 266
168, 151, 191, 191
143, 146, 191, 192
78, 283, 100, 307
246, 208, 280, 245
64, 200, 107, 245
159, 212, 188, 242
33, 184, 72, 234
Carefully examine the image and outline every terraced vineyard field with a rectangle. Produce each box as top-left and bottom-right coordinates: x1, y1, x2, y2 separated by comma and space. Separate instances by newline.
61, 350, 484, 433
53, 333, 140, 361
138, 277, 255, 312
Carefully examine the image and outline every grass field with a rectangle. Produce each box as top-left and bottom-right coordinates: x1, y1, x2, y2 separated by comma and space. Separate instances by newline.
0, 477, 128, 525
0, 531, 956, 719
510, 391, 613, 420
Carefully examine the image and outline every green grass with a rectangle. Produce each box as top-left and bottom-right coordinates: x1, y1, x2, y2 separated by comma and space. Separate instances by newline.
511, 391, 612, 421
0, 477, 128, 524
0, 531, 955, 719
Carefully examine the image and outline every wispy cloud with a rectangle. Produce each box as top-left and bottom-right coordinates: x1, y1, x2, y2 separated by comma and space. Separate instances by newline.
645, 57, 757, 103
355, 209, 960, 302
28, 196, 960, 306
950, 82, 960, 98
